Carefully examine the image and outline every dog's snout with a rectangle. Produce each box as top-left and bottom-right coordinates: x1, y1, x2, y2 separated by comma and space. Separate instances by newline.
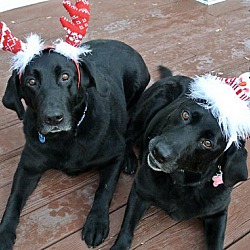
44, 111, 64, 125
152, 143, 171, 164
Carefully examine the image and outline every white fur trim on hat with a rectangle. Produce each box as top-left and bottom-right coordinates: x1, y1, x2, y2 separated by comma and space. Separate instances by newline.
188, 74, 250, 148
53, 39, 92, 61
11, 34, 44, 73
10, 34, 92, 73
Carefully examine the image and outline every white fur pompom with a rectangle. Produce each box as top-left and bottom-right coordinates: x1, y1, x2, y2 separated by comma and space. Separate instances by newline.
11, 34, 44, 73
188, 74, 250, 148
53, 39, 91, 62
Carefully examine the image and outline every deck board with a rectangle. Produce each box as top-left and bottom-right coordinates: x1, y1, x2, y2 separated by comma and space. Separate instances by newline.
0, 0, 249, 249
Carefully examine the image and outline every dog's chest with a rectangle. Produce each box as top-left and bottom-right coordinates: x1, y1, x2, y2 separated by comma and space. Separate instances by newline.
138, 173, 231, 220
162, 186, 230, 220
23, 136, 89, 174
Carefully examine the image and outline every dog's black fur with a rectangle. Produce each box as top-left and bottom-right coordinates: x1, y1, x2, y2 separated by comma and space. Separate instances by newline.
111, 66, 248, 250
0, 39, 150, 249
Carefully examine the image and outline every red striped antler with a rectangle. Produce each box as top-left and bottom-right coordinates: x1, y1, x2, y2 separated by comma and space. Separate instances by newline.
0, 21, 43, 72
0, 1, 91, 73
60, 0, 90, 47
0, 21, 25, 54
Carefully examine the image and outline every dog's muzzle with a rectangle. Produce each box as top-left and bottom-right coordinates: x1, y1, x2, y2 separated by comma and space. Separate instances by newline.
147, 153, 203, 186
147, 138, 178, 173
147, 139, 203, 186
39, 102, 72, 135
147, 152, 163, 172
40, 112, 72, 134
147, 152, 178, 173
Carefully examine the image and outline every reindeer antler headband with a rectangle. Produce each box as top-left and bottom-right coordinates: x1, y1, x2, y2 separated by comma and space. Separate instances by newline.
188, 72, 250, 149
0, 0, 91, 74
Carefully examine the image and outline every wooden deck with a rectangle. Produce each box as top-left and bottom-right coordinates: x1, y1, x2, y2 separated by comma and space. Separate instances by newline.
0, 0, 249, 249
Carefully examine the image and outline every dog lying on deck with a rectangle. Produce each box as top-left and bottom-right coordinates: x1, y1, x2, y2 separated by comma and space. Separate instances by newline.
111, 66, 248, 250
0, 39, 150, 249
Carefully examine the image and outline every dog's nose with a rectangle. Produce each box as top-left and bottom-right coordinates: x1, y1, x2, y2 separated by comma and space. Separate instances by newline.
152, 143, 171, 164
44, 112, 64, 125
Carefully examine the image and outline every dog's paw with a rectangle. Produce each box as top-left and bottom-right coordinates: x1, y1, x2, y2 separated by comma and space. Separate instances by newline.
82, 211, 109, 248
110, 245, 129, 250
110, 235, 132, 250
0, 227, 16, 250
110, 243, 129, 250
123, 149, 138, 175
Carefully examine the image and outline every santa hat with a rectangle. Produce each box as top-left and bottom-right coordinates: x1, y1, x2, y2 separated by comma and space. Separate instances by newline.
0, 0, 91, 75
188, 72, 250, 149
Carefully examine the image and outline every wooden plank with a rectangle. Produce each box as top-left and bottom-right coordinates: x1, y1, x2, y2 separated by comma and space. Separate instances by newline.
0, 124, 24, 156
0, 170, 98, 218
224, 180, 250, 248
133, 219, 206, 250
45, 207, 164, 250
226, 233, 250, 250
41, 177, 250, 250
12, 173, 134, 249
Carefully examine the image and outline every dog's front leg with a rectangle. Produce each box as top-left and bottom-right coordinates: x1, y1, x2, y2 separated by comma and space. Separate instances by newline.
111, 182, 150, 250
82, 156, 122, 248
123, 140, 138, 175
203, 209, 228, 250
0, 165, 42, 250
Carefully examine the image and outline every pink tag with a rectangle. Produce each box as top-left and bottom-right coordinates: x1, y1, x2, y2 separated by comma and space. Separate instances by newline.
212, 173, 224, 187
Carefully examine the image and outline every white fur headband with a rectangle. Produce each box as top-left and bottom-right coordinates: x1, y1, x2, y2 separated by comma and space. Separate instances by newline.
0, 0, 91, 73
188, 73, 250, 149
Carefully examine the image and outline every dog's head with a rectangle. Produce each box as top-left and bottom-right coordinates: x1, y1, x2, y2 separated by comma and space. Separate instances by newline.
145, 92, 248, 187
2, 50, 109, 135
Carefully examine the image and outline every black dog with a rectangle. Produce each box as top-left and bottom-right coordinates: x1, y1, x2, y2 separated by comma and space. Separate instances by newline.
0, 39, 150, 249
111, 66, 248, 250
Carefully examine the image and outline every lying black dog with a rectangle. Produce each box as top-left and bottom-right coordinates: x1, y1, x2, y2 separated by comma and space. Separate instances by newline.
0, 39, 150, 249
111, 66, 248, 250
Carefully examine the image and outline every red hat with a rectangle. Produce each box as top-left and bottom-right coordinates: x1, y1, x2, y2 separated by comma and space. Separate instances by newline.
189, 72, 250, 149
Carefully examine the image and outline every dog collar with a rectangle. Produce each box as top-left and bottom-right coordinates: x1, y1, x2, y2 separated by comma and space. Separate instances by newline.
77, 101, 88, 128
169, 165, 224, 187
170, 169, 202, 186
38, 132, 46, 143
212, 166, 223, 187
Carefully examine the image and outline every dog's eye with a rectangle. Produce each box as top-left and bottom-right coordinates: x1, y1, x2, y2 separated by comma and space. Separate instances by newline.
28, 79, 36, 86
181, 111, 190, 121
61, 73, 69, 81
202, 139, 212, 149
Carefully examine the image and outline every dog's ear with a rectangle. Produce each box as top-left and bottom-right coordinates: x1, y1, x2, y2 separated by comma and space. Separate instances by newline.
2, 70, 25, 120
128, 76, 190, 139
136, 75, 190, 119
79, 59, 110, 97
219, 143, 248, 187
